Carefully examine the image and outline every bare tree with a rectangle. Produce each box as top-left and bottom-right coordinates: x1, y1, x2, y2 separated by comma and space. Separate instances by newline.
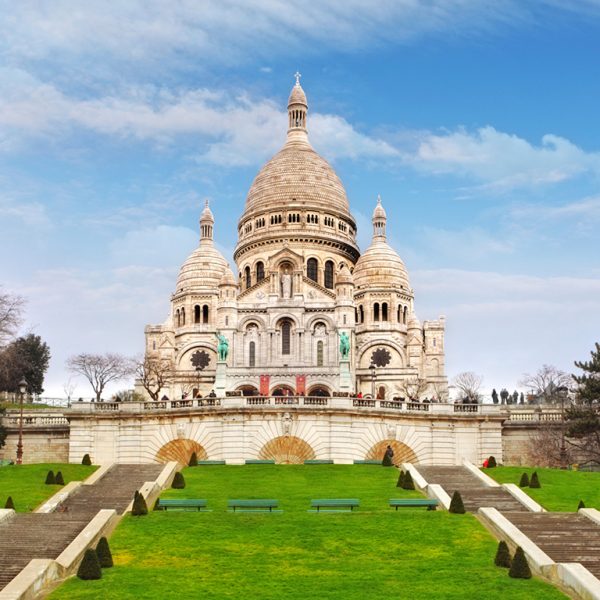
519, 364, 572, 404
63, 378, 77, 402
67, 353, 133, 401
135, 356, 173, 401
453, 372, 483, 403
398, 377, 430, 401
0, 290, 25, 346
526, 423, 573, 467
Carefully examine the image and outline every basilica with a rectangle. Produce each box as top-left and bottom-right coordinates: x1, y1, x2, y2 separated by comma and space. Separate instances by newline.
141, 77, 448, 401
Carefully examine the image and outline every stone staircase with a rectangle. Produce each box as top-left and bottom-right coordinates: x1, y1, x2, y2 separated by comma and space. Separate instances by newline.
0, 463, 164, 591
504, 512, 600, 579
416, 465, 529, 512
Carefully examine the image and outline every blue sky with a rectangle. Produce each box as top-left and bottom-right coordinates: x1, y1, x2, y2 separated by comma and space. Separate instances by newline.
1, 1, 599, 398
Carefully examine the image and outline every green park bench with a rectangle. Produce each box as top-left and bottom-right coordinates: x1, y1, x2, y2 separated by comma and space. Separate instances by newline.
197, 460, 226, 465
310, 498, 360, 512
352, 460, 381, 465
228, 499, 280, 512
389, 499, 438, 511
155, 499, 209, 512
304, 459, 334, 464
245, 459, 275, 465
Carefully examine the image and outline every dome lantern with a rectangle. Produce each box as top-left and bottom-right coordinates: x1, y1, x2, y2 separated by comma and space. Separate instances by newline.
372, 195, 387, 239
288, 71, 308, 133
200, 199, 214, 243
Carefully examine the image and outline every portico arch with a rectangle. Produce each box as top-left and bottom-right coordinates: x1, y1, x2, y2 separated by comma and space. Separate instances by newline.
156, 439, 208, 465
366, 439, 418, 466
259, 436, 316, 464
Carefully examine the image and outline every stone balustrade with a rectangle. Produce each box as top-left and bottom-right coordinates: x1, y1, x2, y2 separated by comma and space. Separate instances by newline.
1, 412, 69, 428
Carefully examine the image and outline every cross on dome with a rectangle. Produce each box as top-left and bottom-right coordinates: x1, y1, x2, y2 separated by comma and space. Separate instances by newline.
294, 71, 301, 86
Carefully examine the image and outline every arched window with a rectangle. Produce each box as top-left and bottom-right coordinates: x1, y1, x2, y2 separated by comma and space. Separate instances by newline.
256, 261, 265, 282
324, 260, 334, 289
317, 340, 324, 367
249, 341, 256, 367
281, 320, 291, 355
181, 307, 186, 326
194, 305, 201, 324
382, 302, 388, 321
175, 309, 180, 327
373, 303, 380, 322
355, 308, 359, 323
202, 305, 209, 324
359, 305, 364, 324
403, 306, 408, 324
307, 258, 318, 282
397, 305, 401, 323
245, 266, 251, 289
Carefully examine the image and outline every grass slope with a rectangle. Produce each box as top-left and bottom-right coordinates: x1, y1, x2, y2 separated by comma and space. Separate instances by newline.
51, 465, 564, 599
0, 463, 97, 512
485, 466, 600, 511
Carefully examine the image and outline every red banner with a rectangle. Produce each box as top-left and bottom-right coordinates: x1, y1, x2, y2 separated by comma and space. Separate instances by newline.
295, 375, 306, 395
259, 375, 270, 396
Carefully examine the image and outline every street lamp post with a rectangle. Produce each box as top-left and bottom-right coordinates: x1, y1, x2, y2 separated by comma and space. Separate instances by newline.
16, 378, 28, 465
369, 364, 376, 399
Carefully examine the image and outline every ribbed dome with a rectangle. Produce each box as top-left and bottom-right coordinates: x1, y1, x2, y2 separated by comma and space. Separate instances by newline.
353, 239, 410, 291
176, 243, 229, 292
219, 266, 237, 287
336, 263, 354, 285
288, 82, 307, 106
242, 135, 352, 218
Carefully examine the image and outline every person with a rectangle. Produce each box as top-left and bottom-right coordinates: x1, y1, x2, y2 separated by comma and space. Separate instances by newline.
384, 445, 394, 460
356, 391, 363, 399
483, 458, 489, 469
208, 389, 216, 398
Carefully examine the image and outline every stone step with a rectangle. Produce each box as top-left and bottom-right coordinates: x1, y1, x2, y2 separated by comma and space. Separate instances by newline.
0, 463, 165, 591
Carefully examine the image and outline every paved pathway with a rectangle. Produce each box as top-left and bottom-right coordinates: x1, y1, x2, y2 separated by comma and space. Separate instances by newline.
0, 464, 163, 590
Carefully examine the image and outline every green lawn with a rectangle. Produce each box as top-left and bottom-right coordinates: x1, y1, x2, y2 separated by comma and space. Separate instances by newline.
50, 465, 564, 599
485, 466, 600, 512
1, 402, 53, 410
0, 463, 97, 512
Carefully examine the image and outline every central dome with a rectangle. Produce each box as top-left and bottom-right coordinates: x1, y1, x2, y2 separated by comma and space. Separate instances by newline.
243, 135, 351, 218
240, 79, 353, 222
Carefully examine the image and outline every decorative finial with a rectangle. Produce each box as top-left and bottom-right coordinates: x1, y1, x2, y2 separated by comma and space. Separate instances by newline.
294, 71, 301, 86
205, 199, 209, 208
377, 194, 381, 205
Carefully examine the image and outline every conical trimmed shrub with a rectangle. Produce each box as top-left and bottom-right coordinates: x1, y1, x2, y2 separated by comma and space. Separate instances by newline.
519, 472, 530, 487
96, 536, 113, 568
495, 540, 511, 568
4, 496, 15, 510
530, 472, 541, 488
45, 470, 55, 485
131, 490, 148, 516
449, 491, 466, 514
188, 452, 198, 467
171, 471, 186, 489
487, 456, 497, 468
402, 471, 415, 490
82, 454, 92, 466
396, 470, 405, 488
77, 548, 102, 580
55, 471, 65, 485
509, 546, 532, 579
578, 500, 586, 510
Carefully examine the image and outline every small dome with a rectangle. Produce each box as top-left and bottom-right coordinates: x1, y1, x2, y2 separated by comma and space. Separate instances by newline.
407, 312, 421, 329
288, 82, 307, 106
176, 244, 228, 292
219, 267, 237, 287
353, 239, 410, 291
336, 264, 354, 285
373, 195, 386, 220
200, 200, 214, 224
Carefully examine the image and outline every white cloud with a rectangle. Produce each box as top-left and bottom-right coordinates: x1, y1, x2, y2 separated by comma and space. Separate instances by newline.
411, 126, 600, 189
0, 73, 396, 166
0, 193, 51, 227
0, 1, 539, 78
510, 195, 600, 221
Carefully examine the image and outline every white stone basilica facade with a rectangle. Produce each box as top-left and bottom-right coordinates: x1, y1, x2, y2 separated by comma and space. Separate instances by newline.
141, 79, 448, 401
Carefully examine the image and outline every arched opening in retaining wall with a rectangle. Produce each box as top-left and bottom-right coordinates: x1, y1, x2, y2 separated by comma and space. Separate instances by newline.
156, 439, 208, 465
366, 440, 418, 466
236, 385, 259, 396
259, 436, 316, 464
307, 385, 331, 397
